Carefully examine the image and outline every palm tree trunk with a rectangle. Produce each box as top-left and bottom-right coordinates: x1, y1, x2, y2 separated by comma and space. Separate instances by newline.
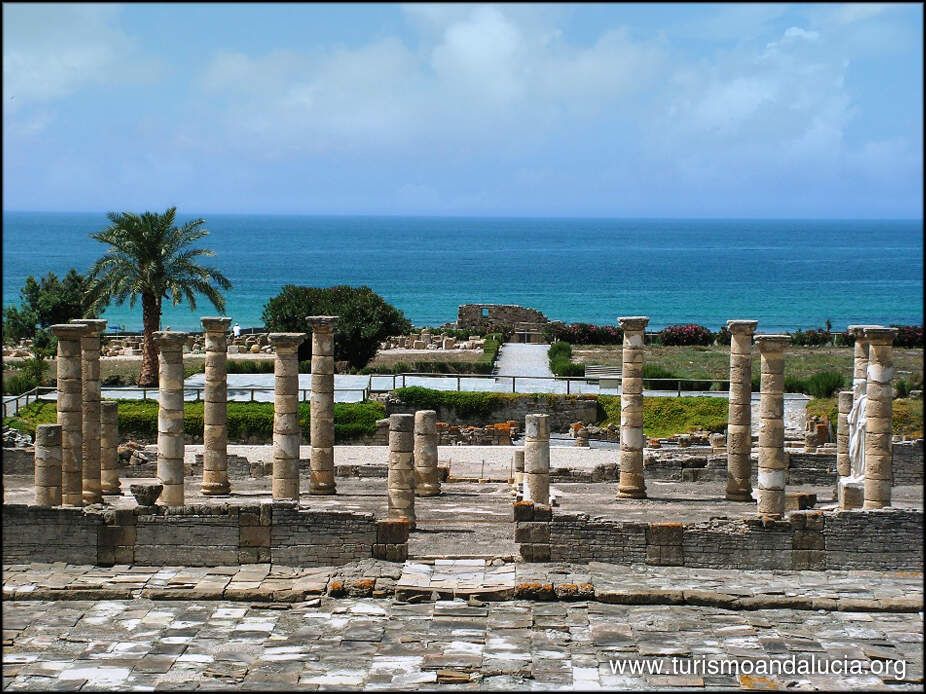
138, 293, 161, 387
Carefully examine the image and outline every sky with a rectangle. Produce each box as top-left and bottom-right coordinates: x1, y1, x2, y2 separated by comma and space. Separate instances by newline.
3, 2, 923, 218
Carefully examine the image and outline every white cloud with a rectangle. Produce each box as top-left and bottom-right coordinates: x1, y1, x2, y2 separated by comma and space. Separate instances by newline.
2, 4, 160, 109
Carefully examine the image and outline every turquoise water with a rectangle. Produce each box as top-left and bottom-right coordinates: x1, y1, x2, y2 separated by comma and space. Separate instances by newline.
2, 212, 922, 332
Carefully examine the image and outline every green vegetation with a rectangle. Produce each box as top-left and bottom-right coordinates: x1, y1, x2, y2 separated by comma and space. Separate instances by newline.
597, 395, 729, 439
226, 359, 276, 374
262, 285, 412, 369
5, 400, 385, 443
2, 356, 51, 395
548, 341, 585, 377
392, 386, 527, 419
806, 397, 923, 439
88, 207, 232, 386
2, 269, 98, 355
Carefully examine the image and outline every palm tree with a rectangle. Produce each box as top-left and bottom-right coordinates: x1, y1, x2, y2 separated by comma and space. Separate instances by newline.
87, 207, 232, 386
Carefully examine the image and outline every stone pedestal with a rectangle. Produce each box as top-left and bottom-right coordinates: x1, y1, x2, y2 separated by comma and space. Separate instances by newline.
100, 401, 121, 495
414, 410, 440, 496
51, 323, 88, 507
755, 335, 790, 519
725, 319, 758, 501
523, 413, 550, 505
388, 413, 416, 528
863, 327, 896, 509
34, 423, 63, 507
71, 318, 106, 505
269, 333, 306, 501
575, 427, 589, 447
307, 316, 338, 495
839, 481, 864, 510
201, 317, 232, 496
154, 332, 187, 506
617, 316, 649, 499
513, 448, 525, 487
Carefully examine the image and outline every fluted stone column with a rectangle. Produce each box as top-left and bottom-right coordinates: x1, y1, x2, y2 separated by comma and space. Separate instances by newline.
201, 317, 232, 496
617, 316, 649, 499
388, 413, 416, 528
863, 327, 896, 509
523, 413, 550, 505
70, 318, 106, 504
414, 409, 440, 496
34, 423, 63, 506
725, 320, 758, 501
100, 401, 121, 495
307, 316, 338, 495
836, 390, 853, 478
51, 323, 87, 506
154, 331, 188, 506
269, 333, 306, 501
755, 335, 790, 519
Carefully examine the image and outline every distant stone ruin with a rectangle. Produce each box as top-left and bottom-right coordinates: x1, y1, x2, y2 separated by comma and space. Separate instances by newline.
457, 304, 549, 336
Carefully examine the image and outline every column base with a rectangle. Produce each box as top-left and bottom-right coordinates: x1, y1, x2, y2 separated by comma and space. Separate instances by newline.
309, 484, 337, 495
201, 482, 232, 496
61, 495, 83, 507
725, 491, 753, 502
415, 487, 441, 497
82, 490, 103, 505
617, 487, 647, 499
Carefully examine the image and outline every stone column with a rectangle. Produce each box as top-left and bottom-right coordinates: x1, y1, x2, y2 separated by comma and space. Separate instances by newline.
863, 327, 896, 509
51, 323, 87, 506
617, 316, 649, 499
70, 318, 106, 505
725, 319, 758, 501
34, 423, 63, 507
414, 409, 440, 496
269, 333, 306, 501
100, 401, 121, 495
755, 335, 790, 519
523, 413, 550, 505
154, 331, 188, 507
848, 326, 874, 401
513, 448, 525, 487
307, 316, 338, 495
201, 317, 232, 496
388, 413, 416, 528
835, 390, 853, 478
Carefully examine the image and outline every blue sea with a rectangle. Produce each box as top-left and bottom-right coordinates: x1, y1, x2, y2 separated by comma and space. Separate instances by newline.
2, 212, 923, 333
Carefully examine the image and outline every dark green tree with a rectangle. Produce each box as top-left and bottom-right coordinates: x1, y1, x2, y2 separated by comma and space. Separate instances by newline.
262, 285, 412, 369
2, 269, 98, 354
87, 207, 232, 386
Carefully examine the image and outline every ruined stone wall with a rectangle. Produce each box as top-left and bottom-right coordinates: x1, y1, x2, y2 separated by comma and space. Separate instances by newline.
514, 502, 922, 571
386, 395, 598, 433
893, 440, 924, 485
2, 503, 409, 567
457, 304, 549, 332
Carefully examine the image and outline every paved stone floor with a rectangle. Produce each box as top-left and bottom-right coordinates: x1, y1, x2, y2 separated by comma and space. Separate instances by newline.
3, 597, 922, 690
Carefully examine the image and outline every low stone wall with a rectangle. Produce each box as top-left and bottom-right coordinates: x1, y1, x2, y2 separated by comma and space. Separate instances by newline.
457, 304, 549, 332
514, 502, 923, 571
387, 395, 598, 433
2, 503, 409, 567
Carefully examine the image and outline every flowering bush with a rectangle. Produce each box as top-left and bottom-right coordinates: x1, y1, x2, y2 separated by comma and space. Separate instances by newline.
659, 324, 714, 346
790, 328, 832, 347
891, 325, 923, 348
544, 322, 623, 345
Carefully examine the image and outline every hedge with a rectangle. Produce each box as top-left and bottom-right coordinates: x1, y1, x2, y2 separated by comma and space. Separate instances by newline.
5, 400, 385, 443
548, 341, 585, 377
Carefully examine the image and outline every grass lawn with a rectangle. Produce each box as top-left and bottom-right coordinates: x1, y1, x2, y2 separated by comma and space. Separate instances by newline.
573, 344, 924, 384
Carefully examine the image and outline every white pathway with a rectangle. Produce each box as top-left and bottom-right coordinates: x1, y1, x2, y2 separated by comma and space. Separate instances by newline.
494, 343, 553, 378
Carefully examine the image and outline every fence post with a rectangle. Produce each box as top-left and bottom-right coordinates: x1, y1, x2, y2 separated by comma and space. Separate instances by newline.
567, 378, 571, 395
677, 379, 681, 397
250, 388, 255, 402
457, 375, 461, 391
512, 377, 516, 393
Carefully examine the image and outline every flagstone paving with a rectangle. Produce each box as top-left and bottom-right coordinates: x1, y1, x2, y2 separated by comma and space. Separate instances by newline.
2, 596, 922, 690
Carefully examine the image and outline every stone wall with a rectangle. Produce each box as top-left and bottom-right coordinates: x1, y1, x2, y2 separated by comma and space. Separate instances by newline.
893, 440, 924, 485
514, 502, 923, 571
2, 503, 409, 567
457, 304, 549, 332
386, 395, 598, 433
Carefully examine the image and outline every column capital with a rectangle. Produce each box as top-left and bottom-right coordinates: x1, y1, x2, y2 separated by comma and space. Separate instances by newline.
754, 334, 790, 353
848, 324, 881, 339
50, 323, 89, 339
862, 326, 896, 345
307, 315, 338, 332
618, 316, 649, 331
153, 331, 188, 351
201, 316, 232, 333
726, 319, 758, 335
70, 318, 107, 336
268, 332, 306, 351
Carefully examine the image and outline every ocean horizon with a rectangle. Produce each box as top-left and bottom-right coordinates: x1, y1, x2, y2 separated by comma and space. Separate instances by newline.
3, 211, 923, 333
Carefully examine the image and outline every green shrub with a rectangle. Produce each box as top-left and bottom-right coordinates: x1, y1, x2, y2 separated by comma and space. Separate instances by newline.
548, 341, 584, 377
3, 355, 50, 394
596, 395, 728, 438
804, 371, 846, 398
3, 400, 385, 442
392, 386, 515, 419
227, 360, 276, 374
2, 371, 41, 396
